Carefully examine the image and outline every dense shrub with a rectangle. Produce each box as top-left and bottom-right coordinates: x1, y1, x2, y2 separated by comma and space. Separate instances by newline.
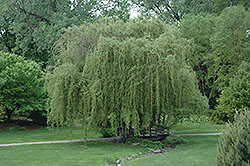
0, 52, 46, 121
126, 135, 185, 149
217, 109, 250, 165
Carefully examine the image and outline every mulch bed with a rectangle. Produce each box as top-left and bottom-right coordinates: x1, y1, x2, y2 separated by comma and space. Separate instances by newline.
0, 120, 46, 133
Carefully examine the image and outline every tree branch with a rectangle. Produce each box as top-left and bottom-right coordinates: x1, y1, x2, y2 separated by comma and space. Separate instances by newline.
16, 5, 51, 25
26, 15, 35, 30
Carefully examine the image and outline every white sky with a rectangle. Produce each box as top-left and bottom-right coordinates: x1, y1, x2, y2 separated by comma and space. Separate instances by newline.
130, 7, 140, 18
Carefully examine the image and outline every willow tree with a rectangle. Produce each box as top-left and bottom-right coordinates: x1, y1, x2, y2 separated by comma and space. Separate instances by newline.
46, 18, 208, 139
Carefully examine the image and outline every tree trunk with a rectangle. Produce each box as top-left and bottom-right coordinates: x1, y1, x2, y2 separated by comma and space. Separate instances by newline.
6, 108, 13, 121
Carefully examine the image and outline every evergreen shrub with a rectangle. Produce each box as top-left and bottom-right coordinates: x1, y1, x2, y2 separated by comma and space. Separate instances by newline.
217, 109, 250, 166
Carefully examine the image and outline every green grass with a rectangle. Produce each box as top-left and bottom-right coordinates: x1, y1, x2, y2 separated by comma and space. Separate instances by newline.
0, 127, 102, 144
0, 123, 225, 165
0, 141, 147, 166
123, 135, 219, 166
171, 122, 226, 134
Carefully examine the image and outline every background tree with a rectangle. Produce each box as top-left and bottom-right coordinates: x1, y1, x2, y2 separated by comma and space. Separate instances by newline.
215, 62, 250, 122
213, 0, 250, 14
209, 5, 250, 101
46, 18, 208, 139
0, 0, 131, 67
131, 0, 214, 23
0, 52, 46, 121
180, 13, 216, 108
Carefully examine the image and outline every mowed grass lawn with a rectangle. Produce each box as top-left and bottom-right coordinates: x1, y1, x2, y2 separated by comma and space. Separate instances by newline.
0, 123, 226, 166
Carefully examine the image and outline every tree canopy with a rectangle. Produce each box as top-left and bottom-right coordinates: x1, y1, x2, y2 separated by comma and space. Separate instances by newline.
46, 18, 208, 138
216, 62, 250, 122
0, 0, 131, 67
0, 52, 46, 121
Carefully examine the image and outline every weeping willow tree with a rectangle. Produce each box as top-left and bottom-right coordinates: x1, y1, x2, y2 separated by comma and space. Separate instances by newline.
45, 17, 208, 139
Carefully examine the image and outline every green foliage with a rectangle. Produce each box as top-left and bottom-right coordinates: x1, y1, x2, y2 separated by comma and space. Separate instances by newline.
0, 0, 131, 66
180, 115, 211, 123
46, 18, 208, 139
216, 62, 250, 122
180, 13, 216, 108
181, 6, 250, 111
126, 135, 186, 149
132, 0, 213, 22
126, 137, 165, 149
8, 125, 26, 131
163, 135, 186, 148
46, 63, 82, 128
210, 5, 250, 91
0, 52, 46, 121
102, 156, 118, 165
101, 126, 117, 138
208, 109, 228, 124
213, 0, 250, 14
217, 109, 250, 165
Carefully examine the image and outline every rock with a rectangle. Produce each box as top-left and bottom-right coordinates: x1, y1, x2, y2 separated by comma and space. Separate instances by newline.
117, 164, 121, 166
132, 142, 140, 146
154, 149, 161, 153
148, 148, 155, 152
131, 154, 138, 159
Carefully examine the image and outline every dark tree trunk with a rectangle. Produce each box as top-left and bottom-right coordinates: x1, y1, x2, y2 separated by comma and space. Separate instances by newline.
6, 108, 13, 121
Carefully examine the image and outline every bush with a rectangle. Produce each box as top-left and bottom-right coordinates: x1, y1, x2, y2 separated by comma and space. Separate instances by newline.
126, 136, 186, 149
217, 109, 250, 165
208, 109, 227, 124
100, 126, 116, 138
163, 135, 186, 148
0, 52, 46, 121
126, 137, 165, 150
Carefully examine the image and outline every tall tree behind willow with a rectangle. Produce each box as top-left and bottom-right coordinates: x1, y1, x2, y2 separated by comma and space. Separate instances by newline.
180, 13, 217, 108
212, 0, 250, 14
209, 5, 250, 97
46, 18, 208, 138
131, 0, 214, 23
0, 0, 131, 67
216, 62, 250, 122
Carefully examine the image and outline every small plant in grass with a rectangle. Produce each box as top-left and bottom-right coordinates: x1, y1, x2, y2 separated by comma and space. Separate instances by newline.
8, 125, 26, 131
217, 109, 250, 166
126, 137, 165, 149
163, 135, 186, 148
126, 136, 186, 150
102, 156, 117, 165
